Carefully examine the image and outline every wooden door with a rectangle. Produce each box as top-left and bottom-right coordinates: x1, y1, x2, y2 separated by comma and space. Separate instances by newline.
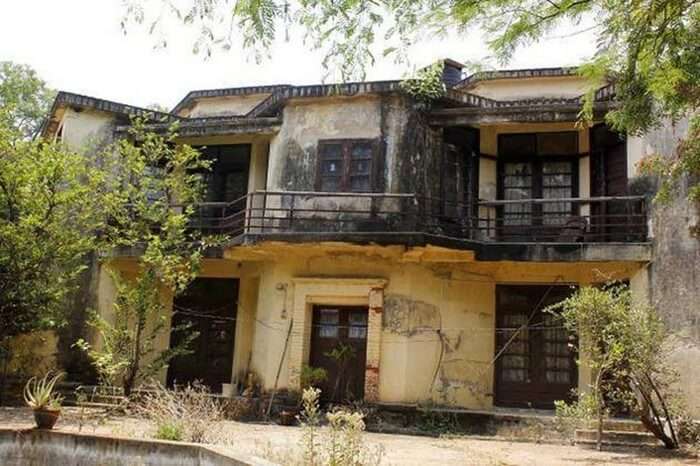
166, 278, 238, 392
494, 285, 577, 408
590, 125, 633, 241
310, 306, 368, 402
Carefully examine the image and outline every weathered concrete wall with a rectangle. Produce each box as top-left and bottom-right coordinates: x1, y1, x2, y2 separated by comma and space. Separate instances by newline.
267, 96, 382, 192
468, 76, 590, 101
628, 118, 700, 416
43, 109, 118, 381
179, 94, 272, 118
59, 108, 115, 151
0, 429, 273, 466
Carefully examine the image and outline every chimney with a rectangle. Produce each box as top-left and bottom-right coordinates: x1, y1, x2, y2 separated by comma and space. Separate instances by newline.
441, 59, 464, 87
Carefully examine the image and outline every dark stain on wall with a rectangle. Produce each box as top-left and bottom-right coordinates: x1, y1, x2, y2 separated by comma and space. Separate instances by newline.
280, 140, 317, 191
383, 293, 440, 336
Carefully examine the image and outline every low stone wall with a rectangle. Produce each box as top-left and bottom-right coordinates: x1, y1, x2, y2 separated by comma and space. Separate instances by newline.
0, 429, 276, 466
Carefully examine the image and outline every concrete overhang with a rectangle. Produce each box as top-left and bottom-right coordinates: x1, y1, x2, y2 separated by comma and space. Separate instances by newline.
428, 102, 614, 126
228, 232, 652, 263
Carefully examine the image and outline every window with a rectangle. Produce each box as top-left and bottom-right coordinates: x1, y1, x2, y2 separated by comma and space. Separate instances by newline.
498, 132, 579, 227
317, 139, 379, 192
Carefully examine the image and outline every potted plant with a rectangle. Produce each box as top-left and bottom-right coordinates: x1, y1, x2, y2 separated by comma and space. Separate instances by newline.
24, 372, 64, 429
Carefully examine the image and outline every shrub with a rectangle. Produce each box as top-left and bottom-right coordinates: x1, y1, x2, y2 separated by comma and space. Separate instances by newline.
156, 422, 184, 441
297, 387, 384, 466
300, 364, 328, 391
137, 381, 224, 444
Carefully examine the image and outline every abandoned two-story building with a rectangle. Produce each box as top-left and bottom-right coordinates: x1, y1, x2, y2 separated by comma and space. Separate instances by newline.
40, 59, 658, 411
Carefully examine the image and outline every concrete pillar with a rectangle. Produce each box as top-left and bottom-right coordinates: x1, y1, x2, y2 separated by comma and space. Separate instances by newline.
365, 287, 384, 402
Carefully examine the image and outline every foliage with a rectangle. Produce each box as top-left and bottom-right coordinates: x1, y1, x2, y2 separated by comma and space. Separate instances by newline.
553, 393, 596, 442
400, 62, 446, 103
547, 283, 680, 449
301, 364, 328, 391
0, 61, 55, 138
638, 115, 700, 203
122, 1, 700, 198
299, 387, 322, 466
416, 402, 459, 435
24, 372, 64, 410
136, 381, 225, 443
0, 102, 104, 402
76, 118, 219, 396
297, 387, 384, 466
76, 270, 199, 395
325, 343, 357, 401
155, 422, 184, 441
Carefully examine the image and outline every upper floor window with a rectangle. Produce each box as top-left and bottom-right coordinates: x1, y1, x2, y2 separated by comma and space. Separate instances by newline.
317, 139, 378, 192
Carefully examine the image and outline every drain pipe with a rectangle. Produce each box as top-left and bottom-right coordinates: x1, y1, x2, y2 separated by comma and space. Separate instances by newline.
266, 318, 294, 419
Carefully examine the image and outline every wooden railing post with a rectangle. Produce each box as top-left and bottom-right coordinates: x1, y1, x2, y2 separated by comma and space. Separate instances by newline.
288, 193, 295, 230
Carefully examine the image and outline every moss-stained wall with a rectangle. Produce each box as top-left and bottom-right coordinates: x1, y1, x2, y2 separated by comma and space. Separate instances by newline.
628, 117, 700, 416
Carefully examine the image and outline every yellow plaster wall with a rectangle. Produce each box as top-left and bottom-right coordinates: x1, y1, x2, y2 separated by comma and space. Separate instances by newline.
95, 244, 645, 408
94, 258, 247, 387
468, 76, 591, 101
225, 243, 646, 410
60, 108, 115, 151
6, 331, 58, 378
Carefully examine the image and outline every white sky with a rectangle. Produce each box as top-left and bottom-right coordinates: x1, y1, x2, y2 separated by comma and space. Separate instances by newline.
0, 1, 598, 111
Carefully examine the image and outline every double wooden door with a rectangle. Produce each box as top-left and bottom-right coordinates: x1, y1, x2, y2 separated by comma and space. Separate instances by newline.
309, 306, 368, 402
494, 285, 577, 408
166, 278, 238, 392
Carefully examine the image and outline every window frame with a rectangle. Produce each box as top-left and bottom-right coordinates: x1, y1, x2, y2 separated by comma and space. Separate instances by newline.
496, 132, 581, 230
315, 138, 382, 193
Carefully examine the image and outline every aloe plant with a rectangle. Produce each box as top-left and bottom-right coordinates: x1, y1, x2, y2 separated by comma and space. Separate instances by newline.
24, 372, 63, 410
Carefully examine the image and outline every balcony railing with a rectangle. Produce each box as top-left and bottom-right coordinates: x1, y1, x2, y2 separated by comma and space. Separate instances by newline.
189, 191, 648, 244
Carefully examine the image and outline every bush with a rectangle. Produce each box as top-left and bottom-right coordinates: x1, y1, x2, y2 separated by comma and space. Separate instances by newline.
297, 387, 384, 466
156, 422, 184, 441
136, 381, 224, 444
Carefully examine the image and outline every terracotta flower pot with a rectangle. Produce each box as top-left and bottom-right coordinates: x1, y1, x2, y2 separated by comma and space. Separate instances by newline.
33, 408, 60, 429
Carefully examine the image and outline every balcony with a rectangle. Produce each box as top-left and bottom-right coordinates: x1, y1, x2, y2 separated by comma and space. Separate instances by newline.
190, 191, 651, 262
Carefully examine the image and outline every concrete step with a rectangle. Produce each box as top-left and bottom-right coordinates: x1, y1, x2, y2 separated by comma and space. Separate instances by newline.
597, 419, 648, 433
575, 428, 659, 447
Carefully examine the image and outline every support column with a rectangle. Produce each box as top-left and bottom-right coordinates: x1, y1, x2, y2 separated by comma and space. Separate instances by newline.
365, 287, 384, 402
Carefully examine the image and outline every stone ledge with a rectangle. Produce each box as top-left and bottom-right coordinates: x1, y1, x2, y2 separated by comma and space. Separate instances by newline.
0, 428, 276, 466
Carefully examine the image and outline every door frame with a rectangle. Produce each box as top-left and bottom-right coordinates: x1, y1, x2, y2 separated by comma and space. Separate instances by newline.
287, 278, 387, 402
309, 305, 369, 402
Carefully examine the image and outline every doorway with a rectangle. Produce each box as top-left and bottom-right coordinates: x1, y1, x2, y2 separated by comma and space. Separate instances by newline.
309, 306, 368, 402
166, 278, 238, 392
494, 285, 577, 408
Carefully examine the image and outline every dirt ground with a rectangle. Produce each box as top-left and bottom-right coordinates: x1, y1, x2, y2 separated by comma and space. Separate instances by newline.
1, 407, 697, 466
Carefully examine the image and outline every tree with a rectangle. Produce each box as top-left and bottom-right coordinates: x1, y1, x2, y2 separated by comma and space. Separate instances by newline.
0, 105, 103, 401
76, 118, 218, 397
123, 1, 699, 195
0, 62, 55, 138
548, 283, 680, 450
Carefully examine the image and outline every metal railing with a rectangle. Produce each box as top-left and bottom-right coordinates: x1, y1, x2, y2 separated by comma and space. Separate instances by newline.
188, 191, 648, 244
